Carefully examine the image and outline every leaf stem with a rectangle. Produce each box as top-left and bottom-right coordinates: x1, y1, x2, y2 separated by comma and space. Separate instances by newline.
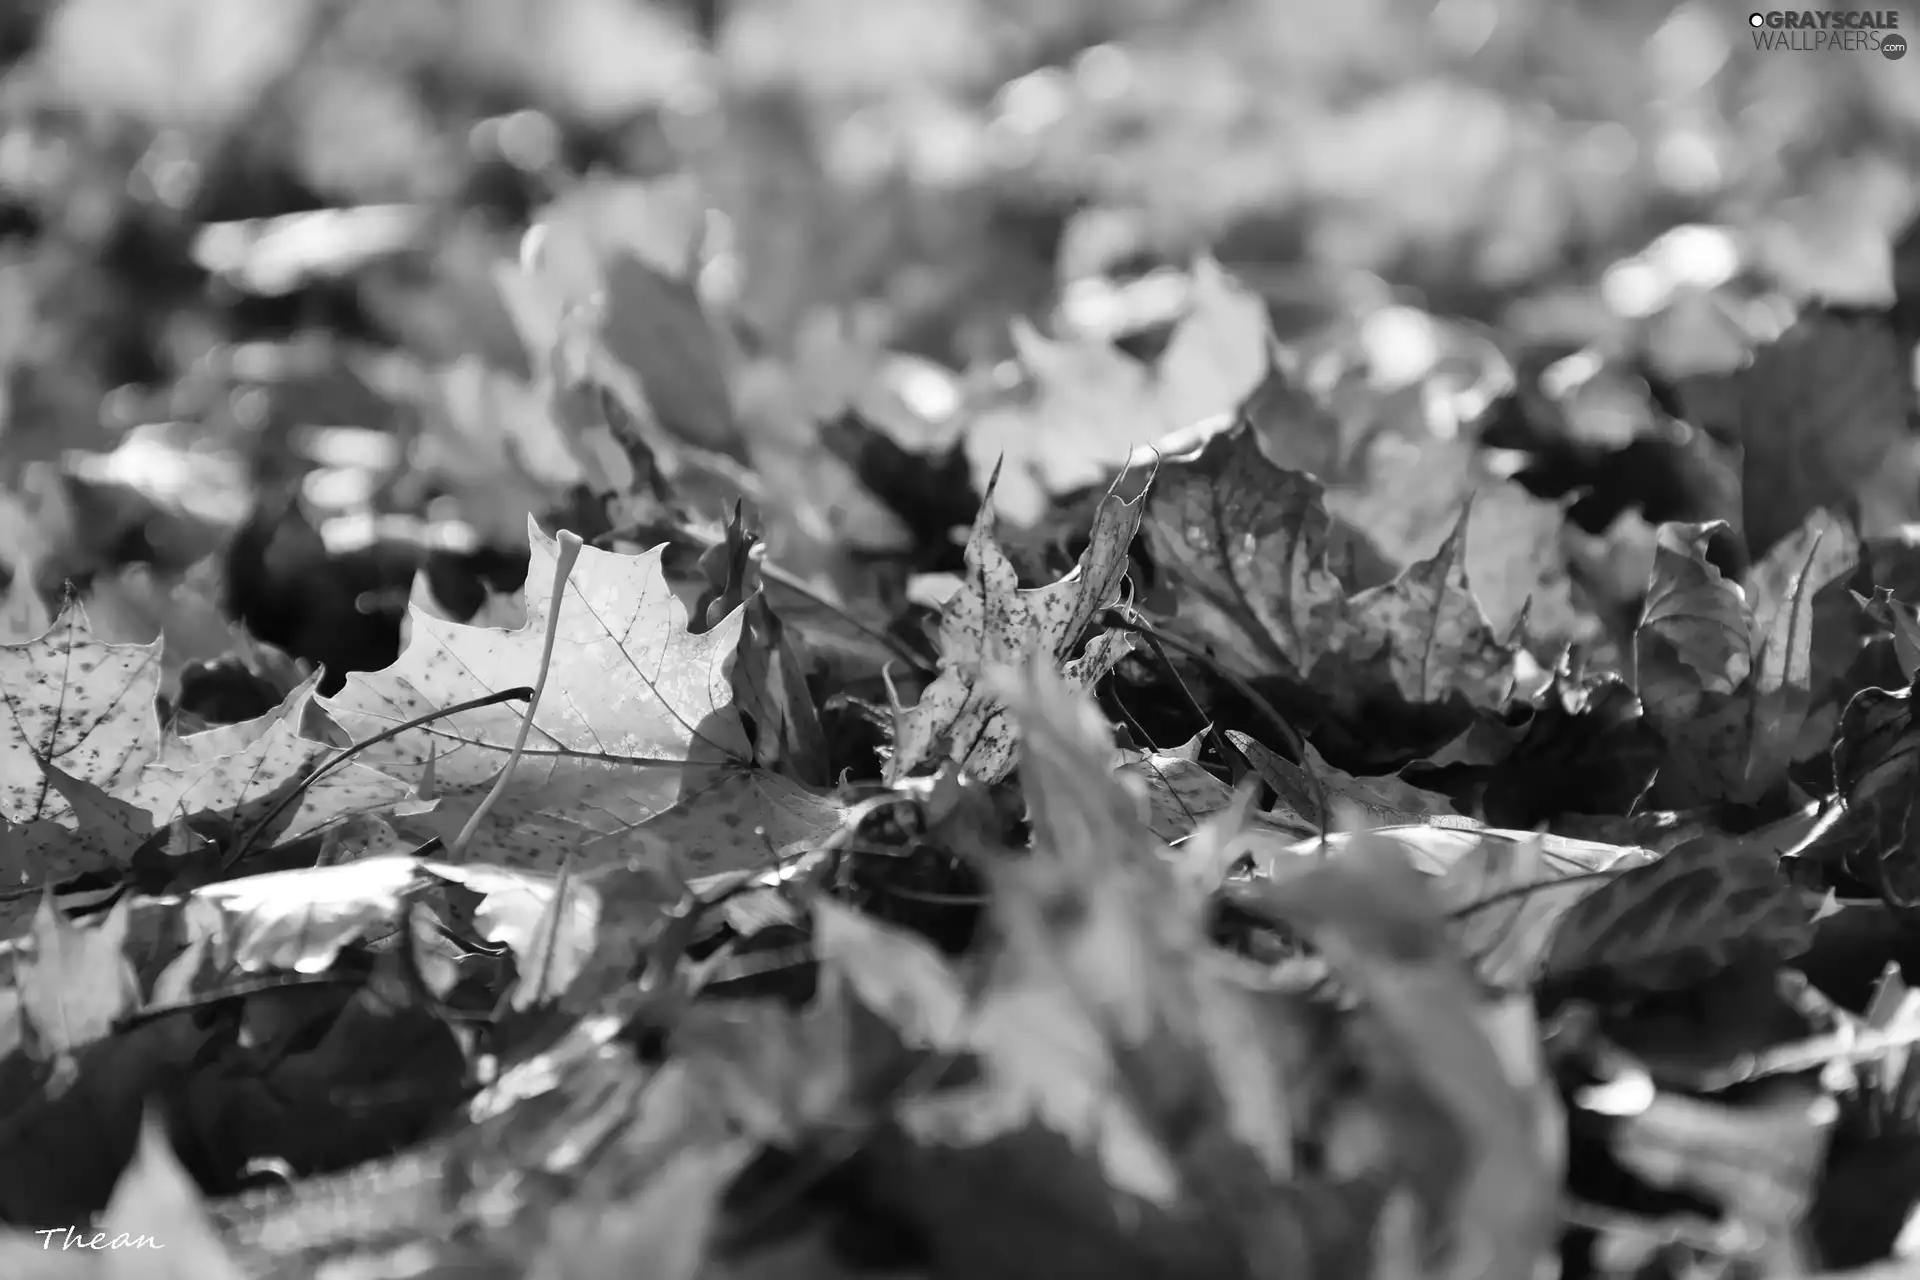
224, 685, 536, 869
449, 531, 584, 860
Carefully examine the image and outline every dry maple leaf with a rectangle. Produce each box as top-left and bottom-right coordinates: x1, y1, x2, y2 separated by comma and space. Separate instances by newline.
1636, 510, 1859, 807
1226, 730, 1465, 833
1142, 421, 1363, 680
324, 518, 843, 871
0, 611, 408, 895
1228, 822, 1654, 990
1635, 521, 1751, 707
1540, 833, 1817, 996
1677, 305, 1920, 560
1327, 430, 1586, 644
1859, 585, 1920, 681
0, 603, 164, 845
170, 856, 600, 1009
1113, 731, 1237, 843
1145, 417, 1521, 718
887, 472, 1143, 784
1336, 505, 1518, 707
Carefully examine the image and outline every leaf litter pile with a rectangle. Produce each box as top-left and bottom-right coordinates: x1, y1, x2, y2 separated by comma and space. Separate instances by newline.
17, 193, 1920, 1280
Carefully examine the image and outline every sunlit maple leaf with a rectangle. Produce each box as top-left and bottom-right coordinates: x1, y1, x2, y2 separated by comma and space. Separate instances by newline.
0, 603, 164, 854
133, 679, 411, 851
887, 473, 1143, 784
0, 611, 406, 893
325, 518, 843, 871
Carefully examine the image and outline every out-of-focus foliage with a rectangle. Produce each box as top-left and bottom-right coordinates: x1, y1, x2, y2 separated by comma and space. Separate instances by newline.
2, 0, 1918, 474
5, 4, 1920, 1280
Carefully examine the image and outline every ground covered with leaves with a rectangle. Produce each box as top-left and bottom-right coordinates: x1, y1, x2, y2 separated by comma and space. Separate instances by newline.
8, 3, 1920, 1279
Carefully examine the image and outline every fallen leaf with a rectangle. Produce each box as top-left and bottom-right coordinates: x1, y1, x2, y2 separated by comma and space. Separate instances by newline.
1113, 732, 1237, 843
733, 593, 831, 787
596, 251, 742, 460
1336, 504, 1518, 709
165, 855, 598, 1004
1142, 419, 1365, 681
1859, 586, 1920, 682
1810, 681, 1920, 902
887, 473, 1141, 783
326, 517, 835, 870
430, 858, 600, 1009
0, 611, 409, 896
1144, 417, 1522, 754
1636, 521, 1750, 705
1227, 729, 1464, 832
1637, 512, 1863, 806
1231, 823, 1654, 989
1742, 510, 1861, 795
1541, 833, 1817, 996
0, 603, 166, 869
1691, 305, 1920, 559
983, 665, 1305, 1220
